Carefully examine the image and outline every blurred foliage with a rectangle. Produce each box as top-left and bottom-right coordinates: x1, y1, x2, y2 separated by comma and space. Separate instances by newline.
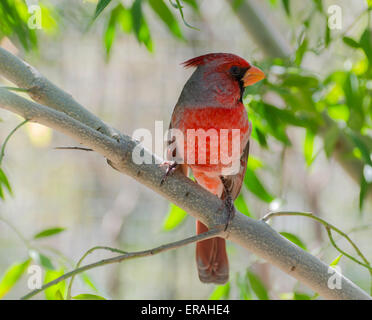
0, 0, 37, 51
72, 293, 106, 300
94, 0, 198, 59
0, 259, 30, 298
0, 219, 97, 299
209, 269, 271, 300
0, 0, 371, 300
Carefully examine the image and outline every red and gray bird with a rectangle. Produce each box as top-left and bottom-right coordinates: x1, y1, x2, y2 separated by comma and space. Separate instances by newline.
166, 53, 265, 284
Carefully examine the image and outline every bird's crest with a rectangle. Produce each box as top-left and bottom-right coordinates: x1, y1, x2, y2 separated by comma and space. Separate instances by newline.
182, 53, 250, 69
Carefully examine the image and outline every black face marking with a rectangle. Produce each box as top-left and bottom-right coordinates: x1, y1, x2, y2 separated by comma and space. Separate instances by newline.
229, 66, 249, 80
238, 80, 244, 103
229, 66, 249, 102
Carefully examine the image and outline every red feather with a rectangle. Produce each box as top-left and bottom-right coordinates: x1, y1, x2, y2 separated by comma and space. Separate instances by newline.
182, 52, 251, 69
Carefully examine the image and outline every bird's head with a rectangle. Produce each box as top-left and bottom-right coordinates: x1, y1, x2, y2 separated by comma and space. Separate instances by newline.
183, 52, 265, 87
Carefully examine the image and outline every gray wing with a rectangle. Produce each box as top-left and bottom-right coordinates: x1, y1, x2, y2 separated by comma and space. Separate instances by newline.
221, 140, 249, 201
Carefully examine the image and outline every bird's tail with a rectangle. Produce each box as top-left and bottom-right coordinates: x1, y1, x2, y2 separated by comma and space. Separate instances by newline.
195, 220, 229, 284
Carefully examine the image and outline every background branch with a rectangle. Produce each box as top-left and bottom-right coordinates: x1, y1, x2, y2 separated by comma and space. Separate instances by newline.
21, 228, 223, 300
0, 48, 370, 300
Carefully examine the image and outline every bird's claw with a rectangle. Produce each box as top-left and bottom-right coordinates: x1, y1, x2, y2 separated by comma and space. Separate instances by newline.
160, 161, 179, 186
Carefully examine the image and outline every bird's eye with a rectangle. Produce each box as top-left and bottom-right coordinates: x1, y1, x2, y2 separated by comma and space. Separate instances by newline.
230, 66, 241, 77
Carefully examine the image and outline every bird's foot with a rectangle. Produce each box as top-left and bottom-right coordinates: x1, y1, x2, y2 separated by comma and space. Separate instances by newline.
160, 161, 179, 186
220, 176, 236, 232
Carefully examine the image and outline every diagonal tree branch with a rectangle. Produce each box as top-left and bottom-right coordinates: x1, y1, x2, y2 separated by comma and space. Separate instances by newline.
0, 48, 370, 300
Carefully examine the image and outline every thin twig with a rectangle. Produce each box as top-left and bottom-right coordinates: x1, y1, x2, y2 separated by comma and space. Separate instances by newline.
0, 119, 28, 165
325, 228, 363, 266
54, 146, 93, 151
21, 228, 223, 300
170, 0, 199, 30
66, 246, 127, 299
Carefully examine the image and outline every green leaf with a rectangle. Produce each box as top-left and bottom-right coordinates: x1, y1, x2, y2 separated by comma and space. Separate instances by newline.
359, 175, 368, 211
343, 37, 361, 48
346, 130, 372, 166
244, 168, 275, 203
280, 232, 308, 251
323, 125, 339, 158
236, 272, 252, 300
73, 293, 106, 300
268, 0, 278, 7
80, 273, 99, 292
281, 74, 319, 89
116, 5, 133, 33
234, 194, 254, 218
163, 203, 187, 231
182, 0, 199, 11
327, 104, 349, 122
44, 269, 66, 300
0, 259, 31, 298
103, 8, 117, 58
325, 17, 331, 47
29, 250, 55, 270
295, 36, 308, 66
131, 0, 153, 52
312, 0, 323, 12
209, 282, 230, 300
311, 293, 320, 300
40, 254, 55, 270
265, 103, 317, 130
0, 0, 38, 51
232, 0, 245, 11
55, 289, 65, 300
282, 0, 290, 16
304, 130, 315, 167
247, 156, 264, 171
329, 254, 343, 267
148, 0, 183, 39
246, 270, 269, 300
294, 292, 312, 300
92, 0, 112, 21
0, 167, 12, 196
33, 227, 65, 239
250, 102, 292, 145
360, 29, 372, 64
252, 127, 268, 148
344, 73, 364, 130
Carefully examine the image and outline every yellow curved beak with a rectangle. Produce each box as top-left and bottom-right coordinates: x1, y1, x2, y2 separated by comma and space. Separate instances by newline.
242, 65, 265, 87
